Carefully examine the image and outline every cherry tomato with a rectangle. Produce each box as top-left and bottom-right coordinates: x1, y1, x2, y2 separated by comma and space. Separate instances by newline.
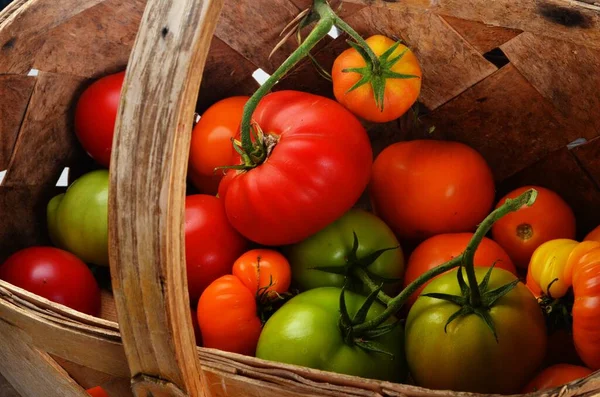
403, 233, 516, 308
369, 140, 495, 242
188, 96, 249, 195
332, 35, 422, 123
185, 195, 249, 304
0, 247, 101, 316
491, 186, 576, 269
232, 249, 291, 297
86, 386, 109, 397
74, 71, 125, 167
522, 364, 593, 392
585, 225, 600, 242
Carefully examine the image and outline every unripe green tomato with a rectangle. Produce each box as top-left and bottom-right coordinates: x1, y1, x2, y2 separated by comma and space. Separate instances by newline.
47, 170, 109, 266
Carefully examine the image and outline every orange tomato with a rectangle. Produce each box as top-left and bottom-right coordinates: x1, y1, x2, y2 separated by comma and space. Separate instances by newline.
188, 96, 249, 194
491, 186, 576, 269
332, 35, 421, 123
232, 249, 291, 298
86, 386, 109, 397
521, 364, 593, 392
584, 225, 600, 242
403, 233, 516, 308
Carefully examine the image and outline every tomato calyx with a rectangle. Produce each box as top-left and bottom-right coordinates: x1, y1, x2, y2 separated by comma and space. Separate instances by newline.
536, 284, 574, 335
223, 122, 280, 171
255, 274, 295, 324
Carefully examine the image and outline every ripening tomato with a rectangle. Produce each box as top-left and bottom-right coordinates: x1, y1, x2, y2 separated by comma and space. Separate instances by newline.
526, 239, 579, 299
585, 225, 600, 242
86, 386, 109, 397
218, 91, 372, 246
332, 35, 422, 123
0, 247, 101, 316
74, 71, 125, 168
491, 186, 576, 269
188, 96, 249, 195
369, 140, 495, 242
403, 233, 516, 308
232, 249, 291, 297
185, 195, 249, 304
522, 364, 593, 392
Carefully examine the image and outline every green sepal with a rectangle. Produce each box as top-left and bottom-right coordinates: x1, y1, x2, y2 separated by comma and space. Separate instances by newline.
474, 307, 499, 342
309, 264, 349, 276
352, 283, 384, 325
356, 245, 400, 270
421, 292, 467, 307
363, 269, 401, 285
478, 263, 496, 292
484, 278, 520, 307
363, 320, 402, 339
444, 305, 473, 333
354, 339, 395, 358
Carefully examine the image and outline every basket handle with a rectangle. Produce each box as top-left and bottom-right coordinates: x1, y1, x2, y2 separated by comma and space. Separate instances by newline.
108, 0, 223, 396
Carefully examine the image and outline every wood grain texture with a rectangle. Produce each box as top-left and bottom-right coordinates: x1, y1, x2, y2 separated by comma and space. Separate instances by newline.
53, 357, 134, 397
2, 72, 86, 187
0, 74, 35, 170
347, 0, 600, 49
344, 6, 497, 110
108, 0, 223, 395
441, 16, 522, 54
422, 64, 570, 182
99, 289, 118, 323
501, 32, 600, 141
0, 373, 21, 397
572, 137, 600, 190
0, 319, 88, 397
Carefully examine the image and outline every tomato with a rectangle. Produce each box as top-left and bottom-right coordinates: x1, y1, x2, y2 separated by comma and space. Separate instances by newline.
403, 233, 516, 308
86, 386, 109, 397
0, 247, 101, 316
185, 195, 249, 303
369, 140, 495, 242
491, 186, 576, 269
522, 364, 593, 392
188, 96, 249, 195
232, 249, 291, 297
332, 35, 422, 123
526, 239, 579, 299
218, 90, 372, 246
74, 71, 125, 167
286, 209, 404, 294
47, 170, 109, 266
256, 287, 407, 382
405, 267, 547, 394
585, 225, 600, 242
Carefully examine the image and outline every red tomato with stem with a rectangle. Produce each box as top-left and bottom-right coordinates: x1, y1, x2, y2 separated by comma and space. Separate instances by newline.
491, 186, 576, 269
232, 249, 291, 297
185, 195, 249, 304
218, 91, 372, 246
0, 247, 101, 316
188, 96, 249, 195
403, 233, 516, 308
522, 364, 593, 392
369, 140, 495, 242
74, 71, 125, 168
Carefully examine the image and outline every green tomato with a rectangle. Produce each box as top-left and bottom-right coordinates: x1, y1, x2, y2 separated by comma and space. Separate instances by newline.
256, 287, 407, 383
286, 209, 404, 293
47, 170, 109, 266
405, 267, 547, 394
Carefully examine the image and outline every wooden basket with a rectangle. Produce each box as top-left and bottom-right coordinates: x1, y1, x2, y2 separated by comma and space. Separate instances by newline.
1, 0, 600, 396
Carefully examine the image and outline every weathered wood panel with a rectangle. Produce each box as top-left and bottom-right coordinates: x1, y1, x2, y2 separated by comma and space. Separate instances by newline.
572, 137, 600, 189
441, 15, 522, 54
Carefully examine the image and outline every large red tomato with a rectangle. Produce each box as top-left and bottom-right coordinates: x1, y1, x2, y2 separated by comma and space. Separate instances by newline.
218, 91, 372, 246
74, 71, 125, 168
403, 233, 516, 308
185, 195, 249, 304
0, 247, 101, 316
369, 140, 495, 242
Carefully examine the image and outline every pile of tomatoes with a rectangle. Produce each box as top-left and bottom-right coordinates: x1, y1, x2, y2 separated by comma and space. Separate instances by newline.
1, 27, 599, 397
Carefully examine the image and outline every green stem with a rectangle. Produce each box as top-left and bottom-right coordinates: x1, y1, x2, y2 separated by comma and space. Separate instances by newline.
332, 17, 380, 72
353, 267, 392, 305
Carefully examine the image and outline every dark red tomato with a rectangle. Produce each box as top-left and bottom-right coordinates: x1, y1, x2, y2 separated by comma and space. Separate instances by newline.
0, 247, 101, 316
218, 91, 372, 246
74, 71, 125, 168
185, 195, 249, 304
86, 386, 109, 397
403, 233, 516, 308
522, 364, 593, 392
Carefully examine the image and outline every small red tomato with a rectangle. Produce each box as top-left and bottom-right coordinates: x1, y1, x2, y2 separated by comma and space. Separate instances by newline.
185, 195, 249, 304
0, 247, 101, 316
522, 364, 593, 392
491, 186, 576, 269
232, 249, 291, 297
74, 71, 125, 168
86, 386, 109, 397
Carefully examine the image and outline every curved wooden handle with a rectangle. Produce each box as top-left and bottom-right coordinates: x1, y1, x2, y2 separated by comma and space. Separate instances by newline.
108, 0, 223, 396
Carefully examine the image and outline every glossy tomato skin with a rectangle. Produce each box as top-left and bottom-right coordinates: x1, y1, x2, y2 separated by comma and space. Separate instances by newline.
286, 209, 404, 294
232, 249, 291, 296
522, 364, 593, 392
405, 267, 547, 394
197, 275, 262, 356
403, 233, 516, 308
218, 91, 372, 246
585, 225, 600, 242
47, 170, 109, 266
369, 140, 495, 242
256, 287, 407, 382
86, 386, 109, 397
332, 35, 422, 123
188, 96, 249, 195
185, 195, 249, 304
74, 71, 125, 168
491, 186, 576, 269
0, 247, 101, 316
